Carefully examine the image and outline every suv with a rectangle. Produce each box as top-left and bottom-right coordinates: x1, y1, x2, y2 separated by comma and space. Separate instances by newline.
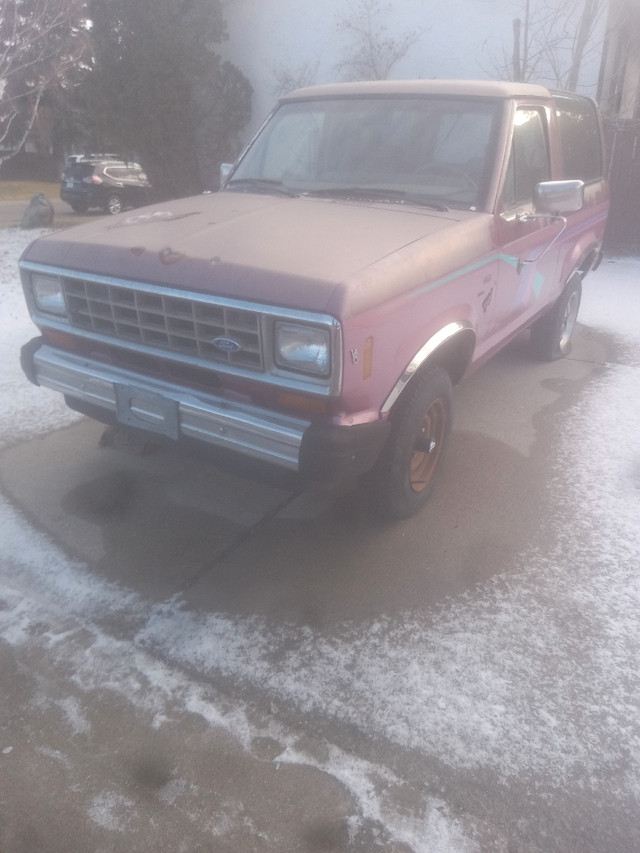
60, 157, 150, 215
21, 81, 608, 517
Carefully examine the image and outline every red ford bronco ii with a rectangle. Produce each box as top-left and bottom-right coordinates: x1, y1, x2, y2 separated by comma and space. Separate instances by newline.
20, 80, 609, 517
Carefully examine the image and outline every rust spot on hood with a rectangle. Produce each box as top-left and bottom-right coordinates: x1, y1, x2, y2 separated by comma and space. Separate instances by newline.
159, 246, 185, 264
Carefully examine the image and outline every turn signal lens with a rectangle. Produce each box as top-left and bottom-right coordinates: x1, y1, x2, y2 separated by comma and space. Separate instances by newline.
276, 391, 327, 415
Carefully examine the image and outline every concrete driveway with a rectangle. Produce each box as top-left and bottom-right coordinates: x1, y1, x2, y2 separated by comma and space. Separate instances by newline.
1, 317, 639, 852
1, 331, 599, 619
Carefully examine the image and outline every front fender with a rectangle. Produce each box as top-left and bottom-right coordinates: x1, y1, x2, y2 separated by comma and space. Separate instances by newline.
381, 321, 475, 414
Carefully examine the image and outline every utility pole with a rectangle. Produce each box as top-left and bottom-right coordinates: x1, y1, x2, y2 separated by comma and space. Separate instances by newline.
567, 0, 598, 91
512, 0, 530, 82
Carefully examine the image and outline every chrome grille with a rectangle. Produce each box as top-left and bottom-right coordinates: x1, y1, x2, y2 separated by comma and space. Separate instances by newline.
62, 276, 263, 370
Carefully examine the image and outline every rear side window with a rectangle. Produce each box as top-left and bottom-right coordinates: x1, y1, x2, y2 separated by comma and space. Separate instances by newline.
66, 163, 94, 179
553, 95, 603, 181
103, 166, 126, 180
104, 165, 147, 182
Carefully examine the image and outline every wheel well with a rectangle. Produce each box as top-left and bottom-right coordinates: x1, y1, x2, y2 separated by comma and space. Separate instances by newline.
423, 328, 476, 386
573, 244, 603, 280
382, 325, 476, 416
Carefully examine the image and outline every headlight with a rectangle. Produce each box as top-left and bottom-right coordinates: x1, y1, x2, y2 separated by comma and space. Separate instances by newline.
32, 273, 66, 316
275, 322, 330, 376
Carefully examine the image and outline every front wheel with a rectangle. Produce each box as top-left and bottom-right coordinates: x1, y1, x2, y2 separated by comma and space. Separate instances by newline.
530, 275, 582, 361
364, 366, 452, 519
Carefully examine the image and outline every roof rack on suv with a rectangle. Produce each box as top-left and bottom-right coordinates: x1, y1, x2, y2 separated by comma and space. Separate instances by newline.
64, 153, 122, 165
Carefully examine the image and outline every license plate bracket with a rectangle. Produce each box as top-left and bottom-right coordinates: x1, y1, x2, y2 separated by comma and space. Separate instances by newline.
115, 385, 179, 439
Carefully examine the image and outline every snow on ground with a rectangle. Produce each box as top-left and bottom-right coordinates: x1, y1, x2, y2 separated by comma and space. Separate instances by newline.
579, 255, 640, 352
0, 229, 81, 448
1, 227, 640, 850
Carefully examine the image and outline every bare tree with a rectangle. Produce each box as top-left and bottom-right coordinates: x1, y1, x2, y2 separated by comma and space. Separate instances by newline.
0, 0, 88, 164
597, 0, 640, 118
335, 0, 425, 81
487, 0, 605, 90
271, 59, 320, 97
566, 0, 601, 90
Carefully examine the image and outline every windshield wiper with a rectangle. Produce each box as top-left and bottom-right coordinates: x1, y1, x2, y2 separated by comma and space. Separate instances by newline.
226, 178, 298, 197
305, 187, 448, 211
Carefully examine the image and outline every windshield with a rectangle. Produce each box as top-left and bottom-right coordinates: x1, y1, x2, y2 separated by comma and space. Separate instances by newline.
230, 96, 501, 209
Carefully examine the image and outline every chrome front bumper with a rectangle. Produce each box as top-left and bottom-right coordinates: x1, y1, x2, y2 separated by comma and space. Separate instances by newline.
27, 343, 310, 470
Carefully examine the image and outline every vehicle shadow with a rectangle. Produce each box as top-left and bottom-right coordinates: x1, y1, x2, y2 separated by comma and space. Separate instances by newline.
0, 411, 539, 629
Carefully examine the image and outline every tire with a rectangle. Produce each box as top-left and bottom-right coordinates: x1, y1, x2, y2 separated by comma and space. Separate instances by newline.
365, 366, 453, 519
70, 201, 89, 213
530, 275, 582, 361
105, 193, 124, 215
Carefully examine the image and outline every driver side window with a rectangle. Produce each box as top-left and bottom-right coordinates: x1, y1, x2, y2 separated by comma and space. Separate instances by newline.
502, 108, 550, 208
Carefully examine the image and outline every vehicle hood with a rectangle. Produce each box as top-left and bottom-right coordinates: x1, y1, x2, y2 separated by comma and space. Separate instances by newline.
24, 191, 489, 315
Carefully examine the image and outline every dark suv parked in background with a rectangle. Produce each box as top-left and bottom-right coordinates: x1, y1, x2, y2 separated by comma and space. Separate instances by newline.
60, 157, 151, 215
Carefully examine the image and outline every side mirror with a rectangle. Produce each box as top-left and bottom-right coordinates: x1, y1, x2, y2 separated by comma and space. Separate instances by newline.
534, 180, 584, 215
219, 163, 234, 187
517, 180, 585, 272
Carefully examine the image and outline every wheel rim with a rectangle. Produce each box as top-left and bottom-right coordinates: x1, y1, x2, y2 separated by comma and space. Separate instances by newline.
559, 290, 580, 350
108, 195, 122, 215
409, 397, 448, 493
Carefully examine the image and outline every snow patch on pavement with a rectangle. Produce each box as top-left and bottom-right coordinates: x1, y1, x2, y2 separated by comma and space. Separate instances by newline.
580, 257, 640, 357
137, 369, 640, 786
0, 228, 80, 449
88, 792, 136, 831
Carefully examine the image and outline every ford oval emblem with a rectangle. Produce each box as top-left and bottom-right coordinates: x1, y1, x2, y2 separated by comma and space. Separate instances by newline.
213, 336, 242, 352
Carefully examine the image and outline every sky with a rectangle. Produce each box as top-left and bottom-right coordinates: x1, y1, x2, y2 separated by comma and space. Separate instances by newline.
221, 0, 607, 136
1, 227, 639, 850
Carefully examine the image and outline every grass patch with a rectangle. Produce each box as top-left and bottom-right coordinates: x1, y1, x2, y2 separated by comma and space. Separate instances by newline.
0, 180, 60, 201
